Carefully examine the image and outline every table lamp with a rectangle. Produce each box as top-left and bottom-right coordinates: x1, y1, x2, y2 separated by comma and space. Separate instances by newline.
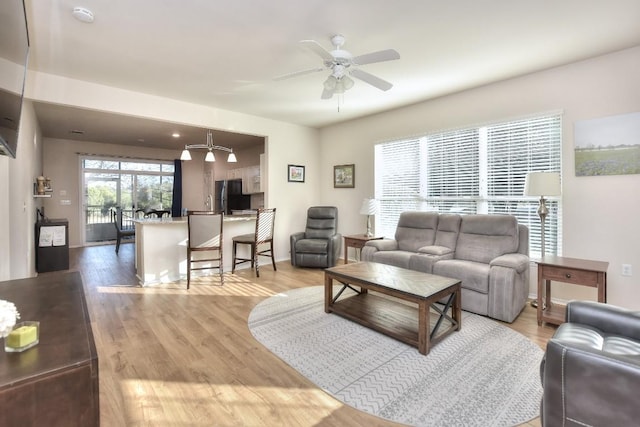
360, 198, 377, 237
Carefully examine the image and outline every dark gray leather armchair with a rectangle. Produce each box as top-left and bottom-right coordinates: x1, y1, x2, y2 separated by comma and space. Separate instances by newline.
540, 300, 640, 426
290, 206, 341, 268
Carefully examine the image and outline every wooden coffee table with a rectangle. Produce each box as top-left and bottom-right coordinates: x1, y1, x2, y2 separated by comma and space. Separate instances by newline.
324, 262, 461, 355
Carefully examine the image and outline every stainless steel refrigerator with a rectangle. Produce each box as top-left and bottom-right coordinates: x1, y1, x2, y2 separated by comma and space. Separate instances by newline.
214, 179, 251, 214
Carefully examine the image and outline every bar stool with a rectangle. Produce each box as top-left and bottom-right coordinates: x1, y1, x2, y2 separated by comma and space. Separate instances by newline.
232, 208, 276, 277
187, 211, 224, 288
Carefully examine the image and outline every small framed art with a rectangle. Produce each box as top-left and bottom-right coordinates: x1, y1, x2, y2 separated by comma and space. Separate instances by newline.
334, 164, 355, 188
288, 164, 305, 182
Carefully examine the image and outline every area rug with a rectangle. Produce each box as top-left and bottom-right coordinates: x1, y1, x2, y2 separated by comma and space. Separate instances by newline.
248, 286, 543, 427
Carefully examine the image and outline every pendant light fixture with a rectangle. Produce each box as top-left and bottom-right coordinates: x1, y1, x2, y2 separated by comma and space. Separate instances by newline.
180, 130, 237, 163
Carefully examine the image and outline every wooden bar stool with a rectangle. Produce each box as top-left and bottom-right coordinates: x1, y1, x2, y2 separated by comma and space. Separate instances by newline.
232, 208, 276, 277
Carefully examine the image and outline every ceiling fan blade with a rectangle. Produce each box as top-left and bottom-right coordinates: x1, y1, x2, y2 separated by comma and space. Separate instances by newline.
352, 49, 400, 66
274, 67, 324, 81
300, 40, 334, 62
321, 88, 334, 99
351, 69, 393, 91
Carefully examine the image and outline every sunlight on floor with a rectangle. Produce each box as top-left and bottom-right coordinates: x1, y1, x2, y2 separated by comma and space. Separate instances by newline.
97, 274, 278, 297
120, 379, 342, 425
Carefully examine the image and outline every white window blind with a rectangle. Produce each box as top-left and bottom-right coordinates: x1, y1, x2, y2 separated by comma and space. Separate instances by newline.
375, 113, 562, 257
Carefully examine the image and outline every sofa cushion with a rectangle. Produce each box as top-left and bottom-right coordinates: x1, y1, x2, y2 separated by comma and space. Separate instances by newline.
418, 245, 453, 256
304, 207, 338, 239
373, 250, 413, 269
455, 215, 519, 263
294, 238, 329, 254
434, 259, 491, 294
434, 213, 461, 249
395, 212, 439, 252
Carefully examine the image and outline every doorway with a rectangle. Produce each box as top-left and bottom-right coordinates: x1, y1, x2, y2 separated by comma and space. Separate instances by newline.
81, 157, 174, 245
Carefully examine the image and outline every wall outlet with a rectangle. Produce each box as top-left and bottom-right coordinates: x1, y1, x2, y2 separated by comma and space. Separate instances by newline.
622, 264, 632, 277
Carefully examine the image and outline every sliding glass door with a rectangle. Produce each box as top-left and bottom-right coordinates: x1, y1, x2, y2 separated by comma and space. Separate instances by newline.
81, 157, 174, 245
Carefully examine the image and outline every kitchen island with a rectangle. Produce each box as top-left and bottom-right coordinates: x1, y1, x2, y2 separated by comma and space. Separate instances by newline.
134, 214, 256, 286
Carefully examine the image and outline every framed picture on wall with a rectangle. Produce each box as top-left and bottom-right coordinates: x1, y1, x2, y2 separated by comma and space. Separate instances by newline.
334, 164, 355, 188
288, 164, 305, 182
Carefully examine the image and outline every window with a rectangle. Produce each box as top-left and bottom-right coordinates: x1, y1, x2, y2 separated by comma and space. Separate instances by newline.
375, 113, 562, 257
81, 156, 175, 244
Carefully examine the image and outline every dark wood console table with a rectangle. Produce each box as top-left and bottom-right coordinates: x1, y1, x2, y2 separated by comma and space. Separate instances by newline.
0, 271, 99, 426
537, 256, 608, 326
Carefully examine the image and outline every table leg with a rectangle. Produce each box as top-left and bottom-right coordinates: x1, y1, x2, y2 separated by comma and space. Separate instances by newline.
344, 246, 349, 265
545, 279, 552, 308
454, 287, 462, 331
324, 274, 333, 313
418, 301, 429, 355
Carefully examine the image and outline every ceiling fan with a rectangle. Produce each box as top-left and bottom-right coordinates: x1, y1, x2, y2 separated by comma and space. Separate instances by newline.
276, 34, 400, 99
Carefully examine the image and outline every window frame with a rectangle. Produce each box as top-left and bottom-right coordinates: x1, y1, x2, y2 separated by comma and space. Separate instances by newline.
374, 112, 562, 258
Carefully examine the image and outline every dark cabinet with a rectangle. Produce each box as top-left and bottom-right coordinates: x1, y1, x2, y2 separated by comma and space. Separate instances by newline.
0, 271, 99, 426
35, 219, 69, 272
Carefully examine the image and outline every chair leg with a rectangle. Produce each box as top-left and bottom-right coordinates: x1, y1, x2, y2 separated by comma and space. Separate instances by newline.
115, 235, 121, 254
187, 261, 191, 290
232, 241, 237, 273
270, 241, 277, 271
254, 243, 259, 278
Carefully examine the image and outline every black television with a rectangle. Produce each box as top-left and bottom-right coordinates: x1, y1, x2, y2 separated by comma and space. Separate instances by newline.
0, 0, 29, 159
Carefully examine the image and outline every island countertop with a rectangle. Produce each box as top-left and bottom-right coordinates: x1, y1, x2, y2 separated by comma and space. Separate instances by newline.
133, 213, 256, 224
134, 214, 256, 286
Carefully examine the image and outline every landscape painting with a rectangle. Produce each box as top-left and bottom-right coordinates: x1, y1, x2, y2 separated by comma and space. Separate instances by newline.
574, 111, 640, 176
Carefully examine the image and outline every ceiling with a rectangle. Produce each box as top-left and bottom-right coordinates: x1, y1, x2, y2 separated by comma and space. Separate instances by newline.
23, 0, 640, 150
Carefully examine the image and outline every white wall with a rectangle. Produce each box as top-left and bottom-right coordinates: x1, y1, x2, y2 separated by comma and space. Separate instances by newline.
28, 71, 320, 269
320, 46, 640, 309
0, 99, 43, 280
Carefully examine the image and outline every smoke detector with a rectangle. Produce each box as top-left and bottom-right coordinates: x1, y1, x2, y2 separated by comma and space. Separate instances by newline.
72, 7, 94, 23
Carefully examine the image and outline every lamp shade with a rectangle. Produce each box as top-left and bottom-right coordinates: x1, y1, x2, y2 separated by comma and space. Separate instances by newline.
524, 172, 561, 196
360, 198, 377, 215
227, 152, 237, 163
205, 150, 215, 162
180, 149, 191, 161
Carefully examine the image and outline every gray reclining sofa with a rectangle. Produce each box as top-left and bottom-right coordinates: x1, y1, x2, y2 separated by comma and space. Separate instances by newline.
361, 212, 530, 323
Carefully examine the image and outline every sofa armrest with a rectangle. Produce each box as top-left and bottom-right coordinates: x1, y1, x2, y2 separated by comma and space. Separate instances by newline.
364, 239, 398, 251
417, 245, 453, 256
542, 335, 640, 426
290, 231, 305, 245
328, 233, 342, 267
489, 253, 529, 273
566, 301, 640, 341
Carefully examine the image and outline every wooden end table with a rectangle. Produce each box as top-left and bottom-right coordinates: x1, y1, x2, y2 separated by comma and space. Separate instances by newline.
536, 255, 609, 326
343, 234, 382, 264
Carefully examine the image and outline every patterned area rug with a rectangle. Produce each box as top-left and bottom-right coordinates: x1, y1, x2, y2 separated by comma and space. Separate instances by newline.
248, 286, 543, 427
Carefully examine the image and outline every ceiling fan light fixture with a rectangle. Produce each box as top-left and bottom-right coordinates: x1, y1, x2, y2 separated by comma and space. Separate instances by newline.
342, 75, 355, 90
323, 76, 337, 91
205, 150, 215, 162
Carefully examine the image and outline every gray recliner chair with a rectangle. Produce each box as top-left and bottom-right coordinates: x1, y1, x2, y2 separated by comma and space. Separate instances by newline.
540, 300, 640, 426
290, 206, 341, 268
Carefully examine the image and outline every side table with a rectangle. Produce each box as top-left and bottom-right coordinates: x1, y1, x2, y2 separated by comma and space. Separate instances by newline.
536, 255, 608, 326
343, 234, 382, 264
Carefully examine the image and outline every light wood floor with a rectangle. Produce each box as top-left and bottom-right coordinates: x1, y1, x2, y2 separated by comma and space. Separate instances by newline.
49, 242, 556, 426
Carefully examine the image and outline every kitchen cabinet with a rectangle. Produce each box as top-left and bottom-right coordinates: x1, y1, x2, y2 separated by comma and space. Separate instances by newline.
242, 165, 261, 194
259, 153, 266, 192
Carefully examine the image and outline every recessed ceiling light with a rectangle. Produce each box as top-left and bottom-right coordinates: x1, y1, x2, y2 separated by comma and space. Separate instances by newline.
72, 7, 94, 23
172, 133, 180, 138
